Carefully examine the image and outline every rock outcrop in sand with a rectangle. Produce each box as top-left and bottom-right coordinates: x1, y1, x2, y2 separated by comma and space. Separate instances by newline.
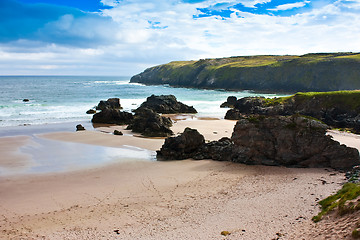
225, 91, 360, 133
157, 127, 205, 159
126, 108, 173, 137
158, 115, 360, 170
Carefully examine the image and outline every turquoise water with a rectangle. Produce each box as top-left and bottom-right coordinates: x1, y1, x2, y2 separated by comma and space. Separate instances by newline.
0, 76, 284, 127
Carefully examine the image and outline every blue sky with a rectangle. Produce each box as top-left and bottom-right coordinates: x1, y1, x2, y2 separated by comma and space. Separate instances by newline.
0, 0, 360, 75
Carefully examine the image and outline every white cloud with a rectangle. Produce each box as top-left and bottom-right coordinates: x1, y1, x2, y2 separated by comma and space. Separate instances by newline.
269, 1, 310, 11
1, 0, 360, 75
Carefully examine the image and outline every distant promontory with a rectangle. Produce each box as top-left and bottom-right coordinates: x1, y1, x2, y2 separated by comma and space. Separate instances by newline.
130, 53, 360, 92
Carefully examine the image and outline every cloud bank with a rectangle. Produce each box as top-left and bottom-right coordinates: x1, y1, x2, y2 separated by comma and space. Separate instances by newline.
1, 0, 360, 75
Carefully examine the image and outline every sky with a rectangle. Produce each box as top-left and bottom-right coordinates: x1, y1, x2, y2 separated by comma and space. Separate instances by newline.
0, 0, 360, 76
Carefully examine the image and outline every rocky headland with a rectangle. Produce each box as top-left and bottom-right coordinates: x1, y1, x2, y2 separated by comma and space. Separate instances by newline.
130, 52, 360, 92
224, 91, 360, 133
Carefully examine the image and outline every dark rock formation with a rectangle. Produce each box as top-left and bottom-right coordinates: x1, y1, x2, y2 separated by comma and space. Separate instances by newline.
86, 109, 96, 114
224, 109, 244, 120
92, 109, 133, 125
130, 53, 360, 92
157, 127, 205, 160
193, 137, 234, 161
225, 92, 360, 133
76, 124, 85, 131
157, 115, 360, 170
220, 96, 237, 108
23, 99, 29, 102
136, 95, 197, 114
127, 108, 173, 137
113, 130, 123, 135
96, 98, 122, 111
230, 115, 360, 170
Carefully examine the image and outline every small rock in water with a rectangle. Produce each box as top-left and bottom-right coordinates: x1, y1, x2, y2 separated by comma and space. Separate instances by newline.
114, 130, 123, 135
86, 109, 96, 114
23, 99, 29, 102
76, 124, 85, 131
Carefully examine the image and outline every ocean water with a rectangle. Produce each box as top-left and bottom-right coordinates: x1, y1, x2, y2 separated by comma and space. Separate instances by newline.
0, 76, 285, 128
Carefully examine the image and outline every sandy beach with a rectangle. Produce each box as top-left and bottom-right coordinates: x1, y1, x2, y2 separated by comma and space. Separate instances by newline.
0, 119, 358, 239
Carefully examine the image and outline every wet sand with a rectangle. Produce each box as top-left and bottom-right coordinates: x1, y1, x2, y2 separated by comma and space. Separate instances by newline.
0, 119, 357, 239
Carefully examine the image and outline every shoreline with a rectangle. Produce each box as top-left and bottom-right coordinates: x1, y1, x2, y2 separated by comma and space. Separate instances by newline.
0, 118, 359, 239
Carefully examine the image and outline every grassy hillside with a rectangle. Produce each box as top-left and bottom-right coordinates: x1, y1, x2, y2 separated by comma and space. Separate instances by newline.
264, 90, 360, 110
131, 53, 360, 92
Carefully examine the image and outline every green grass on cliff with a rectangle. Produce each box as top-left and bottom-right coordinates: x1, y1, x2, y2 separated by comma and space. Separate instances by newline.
135, 52, 360, 92
263, 91, 360, 110
167, 52, 360, 70
312, 183, 360, 222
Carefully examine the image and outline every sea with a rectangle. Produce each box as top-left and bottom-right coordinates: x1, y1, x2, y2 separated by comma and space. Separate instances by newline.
0, 76, 285, 128
0, 76, 287, 175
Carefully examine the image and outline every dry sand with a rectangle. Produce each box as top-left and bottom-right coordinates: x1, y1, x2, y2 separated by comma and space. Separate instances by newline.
0, 119, 357, 239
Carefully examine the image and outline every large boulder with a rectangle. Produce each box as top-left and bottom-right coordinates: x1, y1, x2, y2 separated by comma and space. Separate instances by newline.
127, 108, 173, 137
92, 109, 133, 125
96, 98, 122, 111
157, 127, 205, 160
230, 115, 360, 169
137, 95, 197, 114
157, 115, 360, 170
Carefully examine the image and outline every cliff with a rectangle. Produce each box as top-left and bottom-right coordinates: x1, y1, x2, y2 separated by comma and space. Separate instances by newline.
130, 53, 360, 92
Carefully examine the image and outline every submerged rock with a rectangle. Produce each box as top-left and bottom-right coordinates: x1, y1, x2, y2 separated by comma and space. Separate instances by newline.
86, 109, 96, 114
127, 108, 173, 137
136, 94, 197, 114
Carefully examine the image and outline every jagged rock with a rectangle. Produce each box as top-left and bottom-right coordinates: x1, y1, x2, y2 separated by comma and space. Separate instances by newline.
76, 124, 85, 131
96, 98, 122, 111
225, 93, 360, 133
193, 137, 234, 161
224, 109, 244, 120
157, 115, 360, 170
220, 96, 237, 108
113, 130, 123, 135
136, 95, 197, 114
127, 108, 173, 137
157, 127, 205, 160
86, 109, 96, 114
92, 109, 133, 125
230, 115, 360, 169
